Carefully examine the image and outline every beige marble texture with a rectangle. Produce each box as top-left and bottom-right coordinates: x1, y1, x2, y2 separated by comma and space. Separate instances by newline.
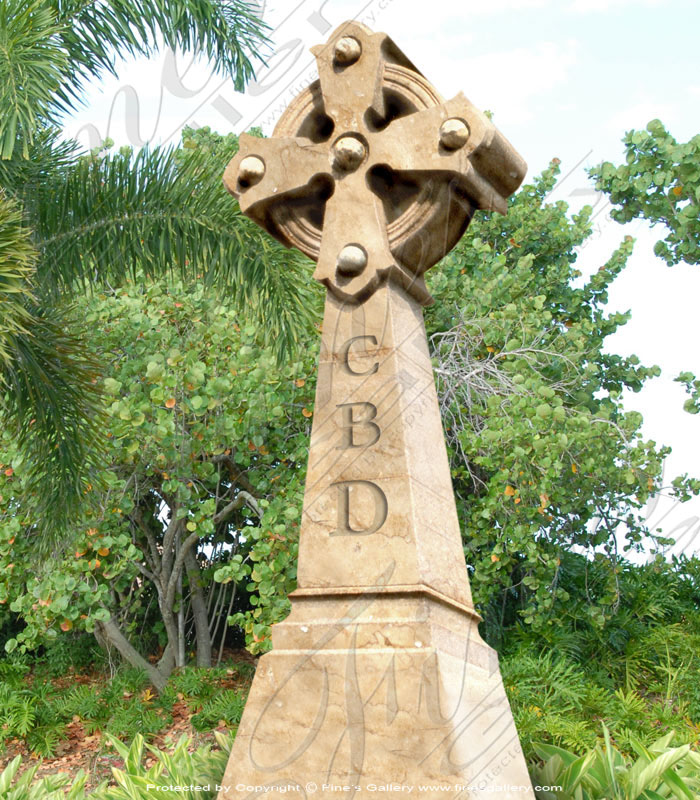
220, 594, 532, 798
218, 287, 533, 798
223, 20, 526, 307
218, 18, 532, 800
296, 285, 473, 608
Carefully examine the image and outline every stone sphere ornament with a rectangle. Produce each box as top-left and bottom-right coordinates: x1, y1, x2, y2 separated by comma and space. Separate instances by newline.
237, 155, 265, 186
336, 244, 368, 277
439, 118, 470, 150
331, 135, 366, 171
333, 35, 362, 65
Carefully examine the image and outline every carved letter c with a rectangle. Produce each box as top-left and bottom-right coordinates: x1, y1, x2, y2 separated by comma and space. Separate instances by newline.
340, 335, 379, 376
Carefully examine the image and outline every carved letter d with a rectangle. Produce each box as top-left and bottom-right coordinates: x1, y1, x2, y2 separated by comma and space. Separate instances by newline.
330, 480, 388, 536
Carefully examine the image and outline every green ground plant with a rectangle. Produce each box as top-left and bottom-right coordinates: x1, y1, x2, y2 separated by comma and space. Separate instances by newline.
1, 724, 698, 800
0, 661, 250, 758
95, 732, 232, 800
0, 754, 90, 800
533, 727, 700, 799
501, 552, 700, 759
0, 731, 231, 800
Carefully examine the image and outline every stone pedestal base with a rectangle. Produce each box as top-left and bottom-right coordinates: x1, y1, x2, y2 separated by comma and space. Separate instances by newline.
218, 590, 533, 799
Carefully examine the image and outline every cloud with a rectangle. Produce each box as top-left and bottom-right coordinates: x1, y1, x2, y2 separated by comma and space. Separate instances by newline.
443, 0, 550, 13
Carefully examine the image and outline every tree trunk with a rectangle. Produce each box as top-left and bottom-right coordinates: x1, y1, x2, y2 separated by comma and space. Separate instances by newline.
175, 527, 186, 668
160, 607, 181, 669
157, 641, 176, 676
94, 613, 168, 692
185, 547, 212, 667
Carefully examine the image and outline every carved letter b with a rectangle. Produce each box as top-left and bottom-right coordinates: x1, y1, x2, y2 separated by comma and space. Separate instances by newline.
337, 402, 381, 449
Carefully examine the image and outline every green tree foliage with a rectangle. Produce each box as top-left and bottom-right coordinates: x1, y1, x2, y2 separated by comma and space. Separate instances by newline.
0, 0, 283, 535
30, 128, 316, 355
0, 192, 35, 364
676, 372, 700, 416
2, 160, 695, 680
425, 160, 686, 640
590, 119, 700, 456
0, 0, 266, 160
0, 278, 317, 687
590, 120, 700, 267
0, 191, 103, 522
0, 0, 69, 159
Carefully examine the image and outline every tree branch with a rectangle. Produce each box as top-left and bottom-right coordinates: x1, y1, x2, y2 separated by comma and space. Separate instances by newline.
165, 529, 201, 611
94, 613, 167, 692
214, 490, 263, 525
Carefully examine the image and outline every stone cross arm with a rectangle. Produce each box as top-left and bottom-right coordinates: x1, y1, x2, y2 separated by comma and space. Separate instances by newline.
224, 21, 527, 305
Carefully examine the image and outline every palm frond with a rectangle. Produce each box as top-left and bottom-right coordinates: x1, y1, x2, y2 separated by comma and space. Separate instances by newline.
50, 0, 269, 108
2, 176, 104, 545
0, 125, 79, 198
1, 302, 104, 542
0, 0, 268, 161
0, 191, 35, 363
0, 0, 70, 159
34, 144, 320, 357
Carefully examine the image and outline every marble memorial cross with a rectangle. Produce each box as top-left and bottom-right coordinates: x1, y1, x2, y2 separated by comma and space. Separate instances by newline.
219, 21, 532, 799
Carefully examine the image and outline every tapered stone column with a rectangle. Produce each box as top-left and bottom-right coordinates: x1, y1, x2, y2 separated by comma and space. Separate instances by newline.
298, 285, 472, 604
218, 285, 532, 797
218, 20, 532, 799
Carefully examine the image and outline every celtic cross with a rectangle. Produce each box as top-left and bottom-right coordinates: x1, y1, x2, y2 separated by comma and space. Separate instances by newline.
223, 21, 525, 306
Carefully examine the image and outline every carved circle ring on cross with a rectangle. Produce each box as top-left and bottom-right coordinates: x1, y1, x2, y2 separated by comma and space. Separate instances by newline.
223, 22, 527, 306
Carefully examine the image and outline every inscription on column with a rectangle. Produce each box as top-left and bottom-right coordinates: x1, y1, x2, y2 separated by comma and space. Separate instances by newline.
337, 402, 380, 449
330, 480, 388, 536
332, 336, 386, 536
340, 335, 379, 376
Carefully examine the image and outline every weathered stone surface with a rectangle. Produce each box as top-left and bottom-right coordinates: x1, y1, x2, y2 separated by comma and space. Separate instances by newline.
219, 19, 532, 799
218, 285, 533, 797
222, 602, 529, 798
297, 284, 473, 607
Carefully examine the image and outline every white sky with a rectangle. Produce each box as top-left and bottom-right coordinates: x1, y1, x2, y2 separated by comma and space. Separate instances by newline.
61, 0, 700, 558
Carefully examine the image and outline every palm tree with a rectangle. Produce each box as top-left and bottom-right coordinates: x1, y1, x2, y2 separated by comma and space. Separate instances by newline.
0, 0, 316, 538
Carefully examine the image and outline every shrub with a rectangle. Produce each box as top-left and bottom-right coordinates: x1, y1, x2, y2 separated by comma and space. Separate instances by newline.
0, 662, 250, 757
